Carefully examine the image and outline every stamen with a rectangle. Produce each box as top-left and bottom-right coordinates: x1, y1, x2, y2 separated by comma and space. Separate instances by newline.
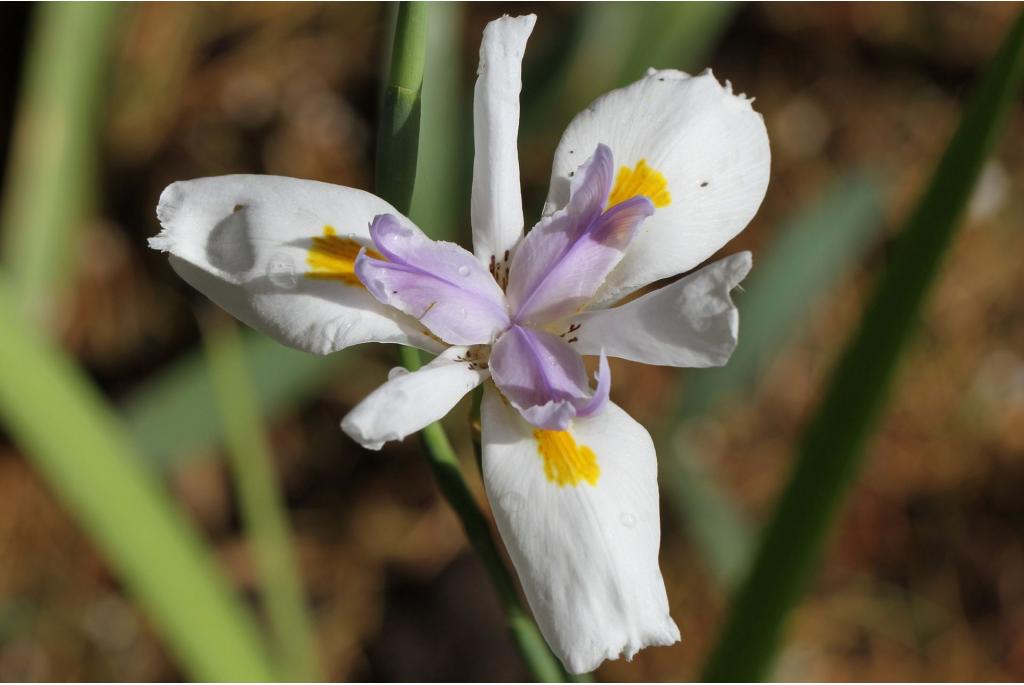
418, 301, 438, 320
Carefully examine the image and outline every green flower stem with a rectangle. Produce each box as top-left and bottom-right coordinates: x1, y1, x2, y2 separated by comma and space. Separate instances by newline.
702, 11, 1024, 681
376, 4, 575, 681
402, 351, 568, 683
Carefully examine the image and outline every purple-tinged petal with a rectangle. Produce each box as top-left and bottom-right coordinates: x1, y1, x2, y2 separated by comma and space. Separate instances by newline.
566, 142, 614, 226
575, 350, 610, 418
520, 400, 578, 432
542, 69, 770, 307
355, 214, 510, 345
505, 145, 614, 320
491, 325, 589, 400
508, 188, 653, 325
489, 325, 608, 430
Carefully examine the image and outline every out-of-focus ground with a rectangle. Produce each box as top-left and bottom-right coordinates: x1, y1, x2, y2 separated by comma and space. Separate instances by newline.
1, 2, 1023, 681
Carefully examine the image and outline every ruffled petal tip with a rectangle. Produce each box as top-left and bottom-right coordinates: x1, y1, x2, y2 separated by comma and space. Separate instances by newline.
563, 617, 681, 675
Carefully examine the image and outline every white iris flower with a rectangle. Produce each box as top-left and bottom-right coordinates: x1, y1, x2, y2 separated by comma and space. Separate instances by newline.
150, 14, 770, 674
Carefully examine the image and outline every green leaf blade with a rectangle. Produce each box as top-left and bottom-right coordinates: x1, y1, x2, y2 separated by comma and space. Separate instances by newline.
204, 319, 321, 681
1, 3, 120, 320
701, 12, 1024, 681
0, 281, 276, 682
123, 331, 351, 470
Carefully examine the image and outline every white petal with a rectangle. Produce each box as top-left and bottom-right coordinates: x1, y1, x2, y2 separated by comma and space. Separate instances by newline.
151, 175, 443, 355
342, 346, 487, 450
471, 14, 536, 273
544, 69, 769, 305
571, 252, 752, 367
481, 386, 679, 674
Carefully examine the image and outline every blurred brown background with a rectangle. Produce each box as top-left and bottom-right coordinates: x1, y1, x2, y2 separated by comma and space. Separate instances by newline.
0, 2, 1022, 681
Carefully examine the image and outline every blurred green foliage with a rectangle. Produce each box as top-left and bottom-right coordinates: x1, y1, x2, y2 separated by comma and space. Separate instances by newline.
204, 318, 321, 681
660, 174, 884, 588
0, 277, 275, 681
702, 10, 1024, 681
0, 3, 118, 322
0, 4, 277, 681
124, 332, 353, 470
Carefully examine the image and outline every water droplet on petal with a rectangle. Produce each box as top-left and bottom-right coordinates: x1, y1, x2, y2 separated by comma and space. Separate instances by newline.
332, 321, 354, 346
457, 265, 471, 277
267, 254, 297, 288
459, 307, 467, 317
620, 511, 637, 528
501, 492, 524, 512
388, 367, 410, 381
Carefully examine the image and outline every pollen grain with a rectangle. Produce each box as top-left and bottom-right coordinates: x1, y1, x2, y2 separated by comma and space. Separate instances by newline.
534, 429, 600, 487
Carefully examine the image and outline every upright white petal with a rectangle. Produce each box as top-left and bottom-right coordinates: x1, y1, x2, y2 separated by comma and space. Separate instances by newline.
342, 346, 487, 450
471, 14, 536, 274
151, 175, 443, 355
481, 386, 679, 674
544, 69, 769, 305
572, 252, 751, 367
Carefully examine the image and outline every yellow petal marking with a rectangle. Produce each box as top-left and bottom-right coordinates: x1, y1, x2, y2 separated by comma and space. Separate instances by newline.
534, 429, 600, 487
305, 225, 381, 287
607, 159, 671, 209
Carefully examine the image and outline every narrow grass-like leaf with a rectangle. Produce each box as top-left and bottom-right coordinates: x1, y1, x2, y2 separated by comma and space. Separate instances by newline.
204, 317, 320, 681
702, 12, 1024, 681
376, 1, 425, 215
0, 278, 275, 681
660, 174, 883, 588
619, 3, 739, 84
123, 331, 353, 470
0, 3, 119, 321
409, 1, 466, 242
521, 2, 736, 167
